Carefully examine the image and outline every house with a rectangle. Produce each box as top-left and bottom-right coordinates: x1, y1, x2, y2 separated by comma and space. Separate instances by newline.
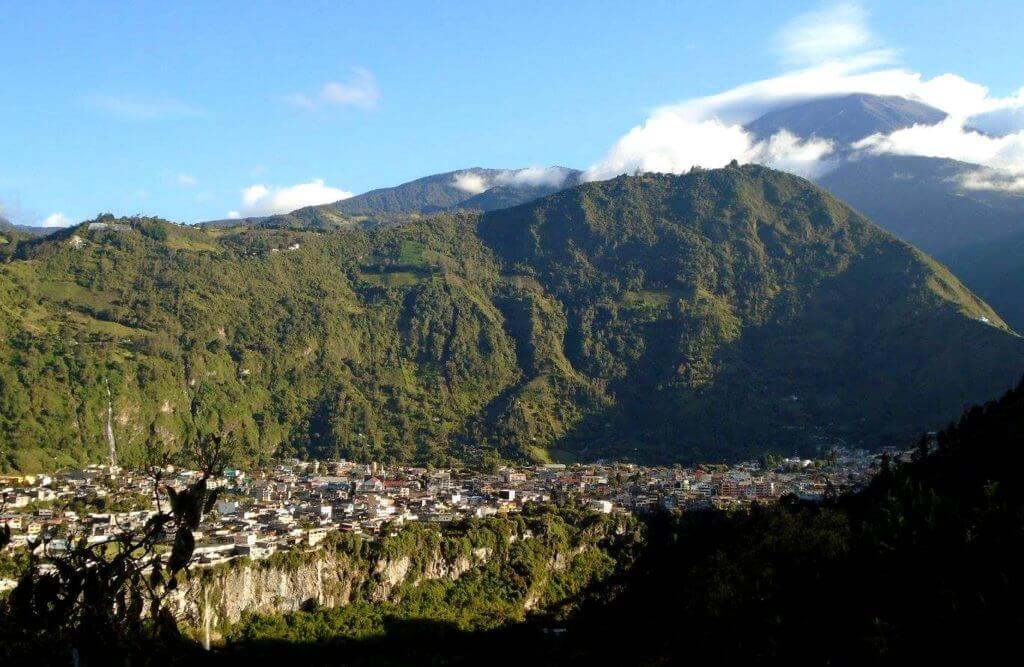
235, 542, 275, 559
426, 472, 451, 492
1, 515, 23, 531
307, 527, 329, 547
234, 532, 257, 548
502, 470, 527, 484
217, 500, 241, 515
359, 477, 384, 494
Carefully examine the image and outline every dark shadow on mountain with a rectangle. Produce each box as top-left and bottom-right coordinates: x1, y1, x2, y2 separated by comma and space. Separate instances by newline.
541, 235, 1024, 464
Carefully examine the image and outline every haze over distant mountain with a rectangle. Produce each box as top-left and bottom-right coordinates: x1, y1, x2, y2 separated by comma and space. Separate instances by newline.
1, 166, 1019, 471
746, 94, 947, 146
740, 94, 1024, 331
817, 155, 1024, 256
329, 166, 582, 216
0, 215, 57, 238
816, 150, 1024, 331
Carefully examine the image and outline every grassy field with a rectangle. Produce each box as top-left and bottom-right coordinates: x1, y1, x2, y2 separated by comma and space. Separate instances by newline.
357, 270, 427, 287
398, 239, 427, 265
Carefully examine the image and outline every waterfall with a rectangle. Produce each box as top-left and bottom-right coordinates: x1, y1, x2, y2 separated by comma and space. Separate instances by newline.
202, 586, 211, 651
104, 378, 117, 468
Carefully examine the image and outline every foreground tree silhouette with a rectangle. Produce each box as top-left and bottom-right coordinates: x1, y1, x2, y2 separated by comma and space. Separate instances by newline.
0, 432, 237, 665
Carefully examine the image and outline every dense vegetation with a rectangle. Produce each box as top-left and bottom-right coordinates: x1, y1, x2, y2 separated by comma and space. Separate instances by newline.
1, 165, 1021, 471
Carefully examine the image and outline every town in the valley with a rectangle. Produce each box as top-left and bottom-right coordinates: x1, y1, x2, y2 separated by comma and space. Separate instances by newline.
1, 448, 878, 585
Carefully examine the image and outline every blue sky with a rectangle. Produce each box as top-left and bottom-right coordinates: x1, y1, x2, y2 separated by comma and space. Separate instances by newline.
2, 1, 1023, 226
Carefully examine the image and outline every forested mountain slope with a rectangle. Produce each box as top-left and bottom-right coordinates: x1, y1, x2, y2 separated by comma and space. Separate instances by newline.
0, 166, 1020, 471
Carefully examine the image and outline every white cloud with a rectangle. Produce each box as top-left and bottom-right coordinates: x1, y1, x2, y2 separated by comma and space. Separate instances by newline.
452, 167, 574, 194
960, 168, 1024, 193
586, 117, 754, 181
854, 119, 1024, 168
492, 166, 574, 189
235, 179, 353, 216
176, 172, 198, 187
241, 185, 270, 208
42, 212, 70, 228
969, 90, 1024, 135
584, 2, 1024, 185
657, 62, 1001, 128
585, 116, 837, 182
748, 130, 837, 178
227, 211, 241, 219
452, 172, 490, 194
84, 94, 201, 120
287, 69, 380, 110
855, 119, 1024, 190
0, 200, 73, 228
775, 2, 881, 67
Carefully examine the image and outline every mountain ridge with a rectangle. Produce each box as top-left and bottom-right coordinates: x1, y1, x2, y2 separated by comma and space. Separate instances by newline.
329, 166, 582, 216
0, 165, 1020, 471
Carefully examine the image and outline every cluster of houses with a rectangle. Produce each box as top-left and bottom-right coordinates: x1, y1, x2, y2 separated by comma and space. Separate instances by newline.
1, 449, 877, 580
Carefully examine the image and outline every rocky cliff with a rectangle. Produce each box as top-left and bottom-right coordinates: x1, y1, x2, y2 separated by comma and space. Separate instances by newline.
171, 544, 489, 647
169, 511, 637, 648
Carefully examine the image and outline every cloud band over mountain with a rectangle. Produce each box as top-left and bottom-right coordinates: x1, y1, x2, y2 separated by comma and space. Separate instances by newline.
452, 167, 575, 194
584, 3, 1024, 191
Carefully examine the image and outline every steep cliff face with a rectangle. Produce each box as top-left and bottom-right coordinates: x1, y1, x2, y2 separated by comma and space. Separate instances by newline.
171, 512, 637, 648
171, 545, 491, 645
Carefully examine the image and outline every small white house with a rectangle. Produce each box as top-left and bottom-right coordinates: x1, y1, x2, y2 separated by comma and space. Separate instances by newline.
217, 500, 241, 515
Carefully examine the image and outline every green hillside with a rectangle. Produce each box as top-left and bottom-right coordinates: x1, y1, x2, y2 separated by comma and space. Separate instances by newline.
0, 166, 1021, 471
478, 165, 1023, 461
